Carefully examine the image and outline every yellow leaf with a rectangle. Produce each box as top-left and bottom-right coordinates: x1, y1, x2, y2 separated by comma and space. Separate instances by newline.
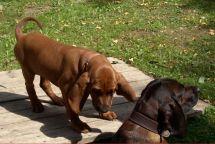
63, 24, 69, 27
96, 26, 102, 29
129, 58, 134, 62
208, 29, 215, 36
0, 5, 3, 12
81, 21, 86, 25
112, 39, 118, 44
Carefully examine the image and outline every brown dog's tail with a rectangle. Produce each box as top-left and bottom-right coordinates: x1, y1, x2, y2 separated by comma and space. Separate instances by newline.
15, 17, 42, 41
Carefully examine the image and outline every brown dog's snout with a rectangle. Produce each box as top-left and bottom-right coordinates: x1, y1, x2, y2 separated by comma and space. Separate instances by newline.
95, 104, 110, 113
91, 87, 113, 113
91, 95, 112, 113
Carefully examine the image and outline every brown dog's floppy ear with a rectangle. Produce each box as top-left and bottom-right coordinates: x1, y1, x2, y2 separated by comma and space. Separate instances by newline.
158, 96, 187, 137
115, 72, 137, 102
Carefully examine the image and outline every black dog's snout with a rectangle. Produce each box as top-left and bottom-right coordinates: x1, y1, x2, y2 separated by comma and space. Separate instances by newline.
196, 87, 201, 93
193, 87, 201, 95
189, 86, 200, 95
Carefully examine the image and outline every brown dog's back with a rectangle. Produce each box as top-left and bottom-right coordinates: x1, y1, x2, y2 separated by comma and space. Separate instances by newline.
14, 17, 82, 83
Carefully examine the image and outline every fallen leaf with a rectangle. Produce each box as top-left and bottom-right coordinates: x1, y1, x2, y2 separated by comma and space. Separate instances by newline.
0, 5, 3, 12
200, 16, 206, 19
112, 39, 118, 44
198, 76, 205, 84
81, 21, 86, 25
96, 26, 102, 29
193, 53, 198, 57
192, 37, 196, 41
158, 44, 164, 48
63, 24, 69, 27
115, 21, 119, 25
128, 58, 134, 62
208, 29, 214, 36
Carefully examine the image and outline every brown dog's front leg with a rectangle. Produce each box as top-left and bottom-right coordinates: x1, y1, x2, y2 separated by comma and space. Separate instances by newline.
79, 85, 90, 111
62, 73, 91, 133
67, 86, 91, 133
116, 72, 137, 102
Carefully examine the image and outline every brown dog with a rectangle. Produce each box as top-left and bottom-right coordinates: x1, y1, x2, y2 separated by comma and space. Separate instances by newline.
113, 78, 199, 143
14, 17, 137, 133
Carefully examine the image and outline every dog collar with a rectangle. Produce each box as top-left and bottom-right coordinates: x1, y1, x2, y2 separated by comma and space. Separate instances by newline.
82, 53, 100, 72
129, 111, 159, 134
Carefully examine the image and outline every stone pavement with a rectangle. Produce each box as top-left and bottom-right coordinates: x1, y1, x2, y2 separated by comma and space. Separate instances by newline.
0, 57, 210, 143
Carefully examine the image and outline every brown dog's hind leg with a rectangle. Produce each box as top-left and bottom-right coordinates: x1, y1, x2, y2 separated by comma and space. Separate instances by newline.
40, 77, 64, 106
22, 68, 44, 113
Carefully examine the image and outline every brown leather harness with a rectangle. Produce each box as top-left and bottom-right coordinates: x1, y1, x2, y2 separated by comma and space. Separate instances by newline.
129, 111, 159, 134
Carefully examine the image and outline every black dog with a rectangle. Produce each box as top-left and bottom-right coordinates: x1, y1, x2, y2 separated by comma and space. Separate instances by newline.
113, 78, 199, 143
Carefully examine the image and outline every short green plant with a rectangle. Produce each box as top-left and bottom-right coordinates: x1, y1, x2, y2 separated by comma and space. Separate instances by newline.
0, 0, 214, 142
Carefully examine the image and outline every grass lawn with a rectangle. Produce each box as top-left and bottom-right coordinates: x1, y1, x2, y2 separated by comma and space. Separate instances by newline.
0, 0, 214, 142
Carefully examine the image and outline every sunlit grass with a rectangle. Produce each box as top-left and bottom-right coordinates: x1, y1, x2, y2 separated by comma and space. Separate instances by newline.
0, 0, 214, 141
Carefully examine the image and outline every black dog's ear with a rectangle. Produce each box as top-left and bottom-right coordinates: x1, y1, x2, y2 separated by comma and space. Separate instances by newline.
115, 72, 137, 102
158, 96, 187, 137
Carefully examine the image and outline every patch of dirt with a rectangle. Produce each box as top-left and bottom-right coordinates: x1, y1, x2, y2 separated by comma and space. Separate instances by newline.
161, 26, 208, 48
120, 26, 208, 49
123, 29, 157, 39
24, 4, 52, 17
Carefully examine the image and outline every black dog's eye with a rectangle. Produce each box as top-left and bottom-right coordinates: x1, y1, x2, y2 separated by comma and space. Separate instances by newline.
92, 88, 102, 95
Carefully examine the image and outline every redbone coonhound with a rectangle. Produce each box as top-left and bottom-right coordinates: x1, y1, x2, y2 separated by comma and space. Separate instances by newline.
14, 17, 137, 133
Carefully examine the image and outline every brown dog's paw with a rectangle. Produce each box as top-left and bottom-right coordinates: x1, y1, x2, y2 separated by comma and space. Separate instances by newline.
99, 111, 117, 120
32, 101, 44, 113
81, 122, 91, 133
71, 121, 91, 133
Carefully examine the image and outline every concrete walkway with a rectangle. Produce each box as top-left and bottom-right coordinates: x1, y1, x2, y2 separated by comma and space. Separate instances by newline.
0, 57, 210, 143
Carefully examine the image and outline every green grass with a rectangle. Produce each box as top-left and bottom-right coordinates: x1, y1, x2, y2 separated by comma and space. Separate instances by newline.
0, 0, 215, 142
0, 0, 214, 103
169, 106, 215, 143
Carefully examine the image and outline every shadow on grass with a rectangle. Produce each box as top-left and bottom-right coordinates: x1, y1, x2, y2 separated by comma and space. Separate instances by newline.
201, 20, 215, 30
86, 0, 122, 7
180, 0, 215, 13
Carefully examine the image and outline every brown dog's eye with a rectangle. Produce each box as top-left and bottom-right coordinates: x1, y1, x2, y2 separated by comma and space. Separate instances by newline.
107, 90, 114, 96
92, 88, 102, 96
